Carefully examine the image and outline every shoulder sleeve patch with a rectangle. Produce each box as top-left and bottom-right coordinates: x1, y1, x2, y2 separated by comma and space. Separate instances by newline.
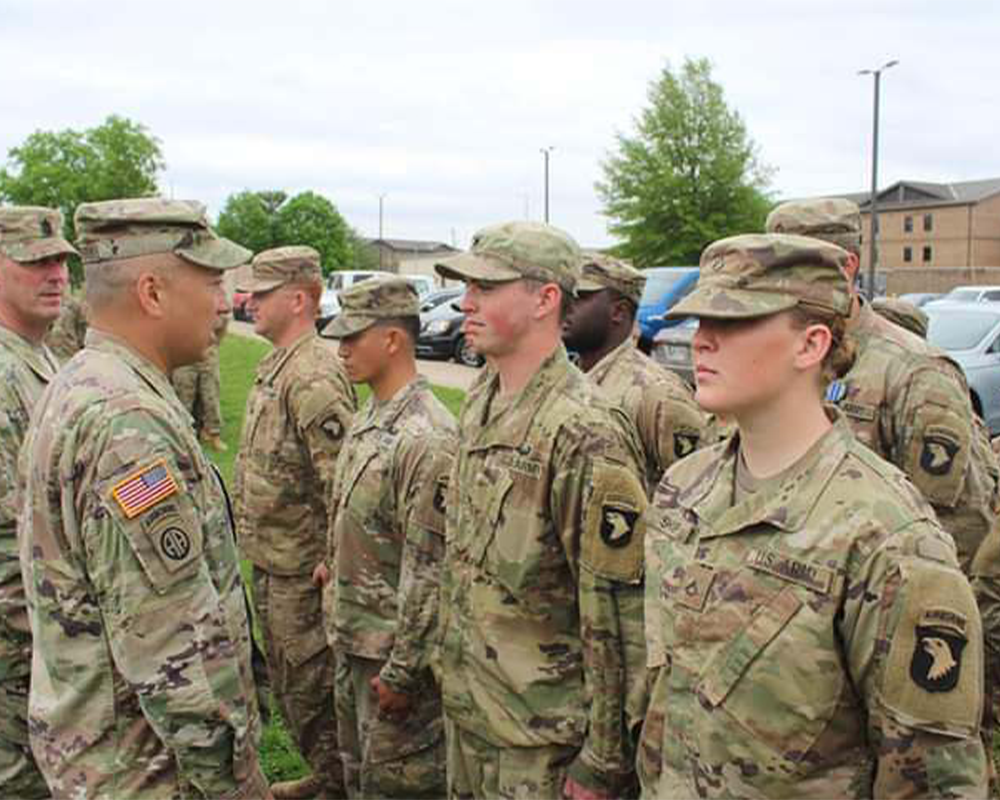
904, 402, 971, 509
582, 459, 648, 583
879, 561, 982, 736
110, 459, 179, 519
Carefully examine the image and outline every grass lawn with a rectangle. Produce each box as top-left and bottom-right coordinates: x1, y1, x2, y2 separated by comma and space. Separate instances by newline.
208, 333, 466, 782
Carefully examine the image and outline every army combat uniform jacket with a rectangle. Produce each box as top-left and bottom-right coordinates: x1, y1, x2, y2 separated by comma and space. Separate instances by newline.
587, 338, 706, 493
18, 330, 266, 799
0, 326, 59, 797
827, 302, 999, 570
439, 346, 649, 795
641, 415, 988, 798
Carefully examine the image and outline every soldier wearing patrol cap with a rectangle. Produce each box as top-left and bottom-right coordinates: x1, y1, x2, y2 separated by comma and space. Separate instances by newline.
0, 206, 75, 799
640, 232, 988, 798
563, 252, 706, 493
18, 198, 272, 799
871, 295, 930, 339
434, 222, 649, 799
766, 198, 999, 573
316, 276, 455, 798
233, 246, 356, 799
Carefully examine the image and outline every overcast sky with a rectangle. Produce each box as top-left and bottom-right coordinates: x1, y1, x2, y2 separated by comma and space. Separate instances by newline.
2, 0, 996, 249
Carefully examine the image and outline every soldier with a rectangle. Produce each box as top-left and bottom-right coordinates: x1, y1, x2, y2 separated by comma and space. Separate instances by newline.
172, 313, 228, 452
0, 206, 76, 799
766, 198, 999, 573
640, 233, 988, 797
233, 246, 356, 800
44, 291, 88, 363
317, 276, 455, 798
563, 252, 706, 493
434, 222, 649, 800
871, 295, 930, 339
18, 198, 270, 799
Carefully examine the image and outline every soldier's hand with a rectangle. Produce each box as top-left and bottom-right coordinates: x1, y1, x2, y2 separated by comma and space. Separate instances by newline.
311, 562, 330, 587
370, 675, 414, 721
563, 776, 611, 800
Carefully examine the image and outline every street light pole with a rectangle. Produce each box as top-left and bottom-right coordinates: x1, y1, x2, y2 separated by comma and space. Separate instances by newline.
540, 147, 554, 224
378, 193, 386, 269
859, 59, 898, 300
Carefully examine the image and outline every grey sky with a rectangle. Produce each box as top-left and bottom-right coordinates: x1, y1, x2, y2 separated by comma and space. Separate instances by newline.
2, 0, 996, 249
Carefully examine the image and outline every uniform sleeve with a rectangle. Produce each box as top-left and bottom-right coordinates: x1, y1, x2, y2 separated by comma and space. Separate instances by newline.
0, 380, 31, 646
638, 379, 705, 490
290, 371, 357, 503
840, 526, 989, 797
82, 409, 266, 798
379, 431, 454, 694
554, 412, 649, 795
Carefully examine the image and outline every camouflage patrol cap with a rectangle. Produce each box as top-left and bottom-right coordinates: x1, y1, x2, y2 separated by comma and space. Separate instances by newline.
322, 275, 420, 338
75, 198, 251, 270
668, 233, 851, 320
435, 221, 581, 294
872, 296, 929, 338
765, 198, 862, 253
0, 206, 78, 263
239, 246, 322, 293
577, 252, 646, 305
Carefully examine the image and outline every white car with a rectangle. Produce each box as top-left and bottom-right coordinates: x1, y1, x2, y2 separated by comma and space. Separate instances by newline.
318, 270, 393, 330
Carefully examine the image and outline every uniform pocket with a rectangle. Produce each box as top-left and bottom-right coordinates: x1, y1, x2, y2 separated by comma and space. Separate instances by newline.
272, 577, 328, 668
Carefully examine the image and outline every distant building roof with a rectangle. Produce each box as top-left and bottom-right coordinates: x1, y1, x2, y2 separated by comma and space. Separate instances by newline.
812, 177, 1000, 211
365, 237, 459, 254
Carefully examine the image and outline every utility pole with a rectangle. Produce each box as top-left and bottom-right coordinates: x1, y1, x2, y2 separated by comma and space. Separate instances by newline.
859, 59, 898, 300
540, 147, 554, 224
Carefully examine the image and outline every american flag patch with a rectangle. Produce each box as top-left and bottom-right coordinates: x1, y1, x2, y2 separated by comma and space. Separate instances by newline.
111, 460, 179, 519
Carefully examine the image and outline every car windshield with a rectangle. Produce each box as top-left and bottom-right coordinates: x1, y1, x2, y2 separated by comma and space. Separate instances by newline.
926, 308, 1000, 350
945, 289, 981, 302
640, 270, 695, 304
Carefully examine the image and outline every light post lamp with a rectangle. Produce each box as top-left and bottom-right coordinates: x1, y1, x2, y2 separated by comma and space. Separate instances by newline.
540, 147, 555, 223
858, 59, 898, 300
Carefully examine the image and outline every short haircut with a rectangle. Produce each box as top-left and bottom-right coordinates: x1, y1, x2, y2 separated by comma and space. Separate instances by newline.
84, 256, 169, 310
373, 315, 420, 344
522, 278, 574, 321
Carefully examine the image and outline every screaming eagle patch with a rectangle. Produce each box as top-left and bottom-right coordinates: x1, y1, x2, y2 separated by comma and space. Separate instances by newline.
920, 434, 960, 476
600, 505, 640, 549
910, 623, 966, 692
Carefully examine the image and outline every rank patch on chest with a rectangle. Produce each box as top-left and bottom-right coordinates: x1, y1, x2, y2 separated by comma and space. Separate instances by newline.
600, 504, 639, 548
676, 561, 715, 612
111, 459, 179, 519
920, 434, 959, 476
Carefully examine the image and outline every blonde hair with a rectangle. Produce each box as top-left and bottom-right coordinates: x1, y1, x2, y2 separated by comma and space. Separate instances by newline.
788, 306, 855, 384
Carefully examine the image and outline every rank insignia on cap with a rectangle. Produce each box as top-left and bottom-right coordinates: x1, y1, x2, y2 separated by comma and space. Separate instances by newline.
910, 624, 967, 692
600, 504, 639, 548
111, 459, 179, 519
825, 380, 847, 404
920, 434, 959, 476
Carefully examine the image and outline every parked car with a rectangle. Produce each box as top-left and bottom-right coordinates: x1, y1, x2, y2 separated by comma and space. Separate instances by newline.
924, 301, 1000, 435
317, 270, 393, 331
651, 316, 697, 385
416, 297, 483, 367
636, 267, 699, 352
898, 292, 943, 308
232, 290, 253, 321
926, 285, 1000, 307
420, 287, 463, 314
401, 274, 435, 298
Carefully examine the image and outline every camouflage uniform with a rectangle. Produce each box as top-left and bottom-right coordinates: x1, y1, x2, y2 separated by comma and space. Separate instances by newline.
19, 199, 268, 799
641, 233, 988, 797
0, 206, 77, 800
44, 293, 88, 364
323, 277, 455, 798
576, 255, 706, 492
434, 223, 650, 799
173, 316, 227, 440
233, 247, 356, 797
872, 295, 929, 339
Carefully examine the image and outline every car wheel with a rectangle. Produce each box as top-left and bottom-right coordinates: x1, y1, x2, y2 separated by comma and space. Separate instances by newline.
455, 335, 483, 368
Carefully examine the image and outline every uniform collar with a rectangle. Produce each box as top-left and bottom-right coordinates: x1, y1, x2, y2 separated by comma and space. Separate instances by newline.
85, 328, 180, 405
466, 344, 574, 452
0, 324, 58, 381
587, 337, 636, 386
257, 330, 315, 384
679, 412, 853, 538
354, 374, 431, 435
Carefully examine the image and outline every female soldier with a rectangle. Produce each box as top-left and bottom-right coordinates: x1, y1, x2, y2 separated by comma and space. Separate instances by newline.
639, 233, 988, 798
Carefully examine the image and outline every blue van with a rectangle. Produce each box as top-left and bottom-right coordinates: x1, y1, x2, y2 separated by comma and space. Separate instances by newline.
636, 267, 699, 351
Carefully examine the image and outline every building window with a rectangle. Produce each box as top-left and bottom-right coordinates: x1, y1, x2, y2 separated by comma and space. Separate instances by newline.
903, 246, 912, 263
904, 216, 913, 233
924, 214, 933, 232
923, 246, 932, 263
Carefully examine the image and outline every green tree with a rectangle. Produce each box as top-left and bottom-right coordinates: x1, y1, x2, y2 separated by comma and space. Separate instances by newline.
217, 189, 369, 275
597, 57, 773, 266
0, 115, 164, 238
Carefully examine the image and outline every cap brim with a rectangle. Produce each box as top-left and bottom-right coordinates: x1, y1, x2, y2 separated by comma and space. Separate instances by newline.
321, 313, 378, 339
434, 252, 521, 284
576, 278, 606, 293
178, 235, 252, 271
3, 237, 79, 262
237, 277, 286, 294
668, 286, 798, 319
